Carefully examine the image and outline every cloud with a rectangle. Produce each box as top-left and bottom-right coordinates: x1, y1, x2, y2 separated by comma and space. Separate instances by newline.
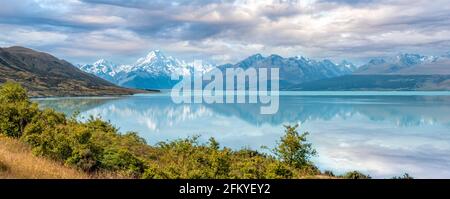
0, 0, 449, 64
0, 25, 68, 46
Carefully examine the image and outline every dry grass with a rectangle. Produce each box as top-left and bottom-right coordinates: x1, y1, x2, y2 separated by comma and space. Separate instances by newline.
0, 135, 91, 179
0, 135, 338, 179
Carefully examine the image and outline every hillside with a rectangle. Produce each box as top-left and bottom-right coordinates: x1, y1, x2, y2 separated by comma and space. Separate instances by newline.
0, 46, 144, 97
289, 53, 450, 91
289, 75, 450, 91
355, 53, 450, 75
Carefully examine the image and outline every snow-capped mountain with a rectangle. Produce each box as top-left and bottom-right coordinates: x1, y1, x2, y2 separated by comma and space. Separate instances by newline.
127, 50, 190, 76
79, 51, 359, 89
78, 59, 118, 82
217, 54, 356, 86
78, 51, 450, 90
355, 53, 450, 75
79, 50, 214, 89
338, 60, 358, 71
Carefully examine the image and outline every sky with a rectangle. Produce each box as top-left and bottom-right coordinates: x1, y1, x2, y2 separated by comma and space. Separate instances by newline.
1, 0, 450, 65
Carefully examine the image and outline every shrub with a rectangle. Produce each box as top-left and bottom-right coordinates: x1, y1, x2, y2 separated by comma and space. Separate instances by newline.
100, 148, 146, 177
274, 124, 317, 168
231, 155, 268, 179
152, 136, 233, 179
266, 162, 293, 179
142, 164, 163, 179
392, 173, 414, 179
324, 170, 335, 177
0, 82, 38, 137
0, 82, 374, 179
342, 171, 372, 179
0, 82, 28, 103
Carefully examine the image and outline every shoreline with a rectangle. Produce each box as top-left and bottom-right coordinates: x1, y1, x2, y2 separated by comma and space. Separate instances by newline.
28, 89, 161, 99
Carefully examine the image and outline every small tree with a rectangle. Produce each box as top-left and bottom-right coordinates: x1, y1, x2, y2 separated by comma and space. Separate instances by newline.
0, 82, 29, 103
274, 124, 317, 168
0, 82, 38, 137
342, 171, 371, 179
392, 173, 413, 179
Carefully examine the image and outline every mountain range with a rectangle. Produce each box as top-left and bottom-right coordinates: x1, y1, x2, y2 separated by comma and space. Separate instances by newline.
78, 50, 214, 89
79, 50, 450, 91
290, 53, 450, 91
79, 51, 357, 89
355, 53, 450, 75
0, 46, 143, 97
2, 46, 447, 94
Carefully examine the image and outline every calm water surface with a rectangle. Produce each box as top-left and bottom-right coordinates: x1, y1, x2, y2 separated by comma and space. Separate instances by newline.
34, 91, 450, 178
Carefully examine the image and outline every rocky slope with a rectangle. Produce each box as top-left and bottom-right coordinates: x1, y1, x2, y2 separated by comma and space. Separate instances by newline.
0, 46, 144, 97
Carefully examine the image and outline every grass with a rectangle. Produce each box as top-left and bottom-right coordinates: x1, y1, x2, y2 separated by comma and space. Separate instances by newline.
0, 135, 90, 179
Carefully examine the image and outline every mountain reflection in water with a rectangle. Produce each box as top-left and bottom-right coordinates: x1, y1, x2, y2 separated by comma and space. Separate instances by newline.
34, 93, 450, 178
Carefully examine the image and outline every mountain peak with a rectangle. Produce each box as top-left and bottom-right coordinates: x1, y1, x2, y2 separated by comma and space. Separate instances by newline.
249, 53, 264, 60
338, 60, 357, 71
238, 54, 265, 68
146, 50, 165, 59
78, 59, 117, 81
396, 53, 425, 65
135, 50, 167, 66
269, 54, 283, 60
94, 59, 115, 66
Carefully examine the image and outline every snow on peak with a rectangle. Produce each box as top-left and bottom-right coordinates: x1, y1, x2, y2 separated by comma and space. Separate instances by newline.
394, 53, 440, 65
130, 50, 188, 76
79, 50, 214, 79
79, 58, 117, 76
135, 50, 166, 66
94, 59, 113, 66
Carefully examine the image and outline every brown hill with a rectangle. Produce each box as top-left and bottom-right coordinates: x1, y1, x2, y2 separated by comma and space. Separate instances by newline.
0, 46, 144, 97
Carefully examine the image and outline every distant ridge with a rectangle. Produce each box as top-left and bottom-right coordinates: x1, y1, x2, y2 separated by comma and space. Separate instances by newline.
0, 46, 145, 97
79, 51, 354, 89
290, 53, 450, 91
78, 50, 450, 91
355, 53, 450, 75
78, 50, 215, 89
289, 75, 450, 91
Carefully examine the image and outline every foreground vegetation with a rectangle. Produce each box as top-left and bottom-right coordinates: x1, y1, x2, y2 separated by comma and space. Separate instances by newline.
0, 135, 90, 179
0, 82, 407, 179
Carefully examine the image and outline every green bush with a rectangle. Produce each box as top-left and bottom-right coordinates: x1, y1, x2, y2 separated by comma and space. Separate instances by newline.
392, 173, 414, 179
0, 82, 28, 103
342, 171, 372, 179
0, 82, 38, 137
149, 136, 232, 179
101, 148, 146, 177
274, 124, 317, 168
1, 82, 371, 179
266, 162, 293, 179
324, 170, 335, 177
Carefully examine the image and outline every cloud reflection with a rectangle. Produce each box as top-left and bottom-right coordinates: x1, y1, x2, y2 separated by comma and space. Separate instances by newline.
35, 94, 450, 178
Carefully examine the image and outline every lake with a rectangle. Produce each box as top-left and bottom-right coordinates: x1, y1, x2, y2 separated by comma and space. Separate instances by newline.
34, 91, 450, 179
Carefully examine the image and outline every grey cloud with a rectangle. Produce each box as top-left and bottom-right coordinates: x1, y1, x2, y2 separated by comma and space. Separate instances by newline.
80, 0, 235, 9
0, 0, 449, 65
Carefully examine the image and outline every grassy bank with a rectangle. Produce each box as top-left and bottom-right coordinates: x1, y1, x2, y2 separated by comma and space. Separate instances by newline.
0, 135, 89, 179
0, 82, 375, 179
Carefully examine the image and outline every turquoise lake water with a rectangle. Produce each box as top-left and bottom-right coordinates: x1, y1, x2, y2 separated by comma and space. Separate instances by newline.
34, 91, 450, 178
